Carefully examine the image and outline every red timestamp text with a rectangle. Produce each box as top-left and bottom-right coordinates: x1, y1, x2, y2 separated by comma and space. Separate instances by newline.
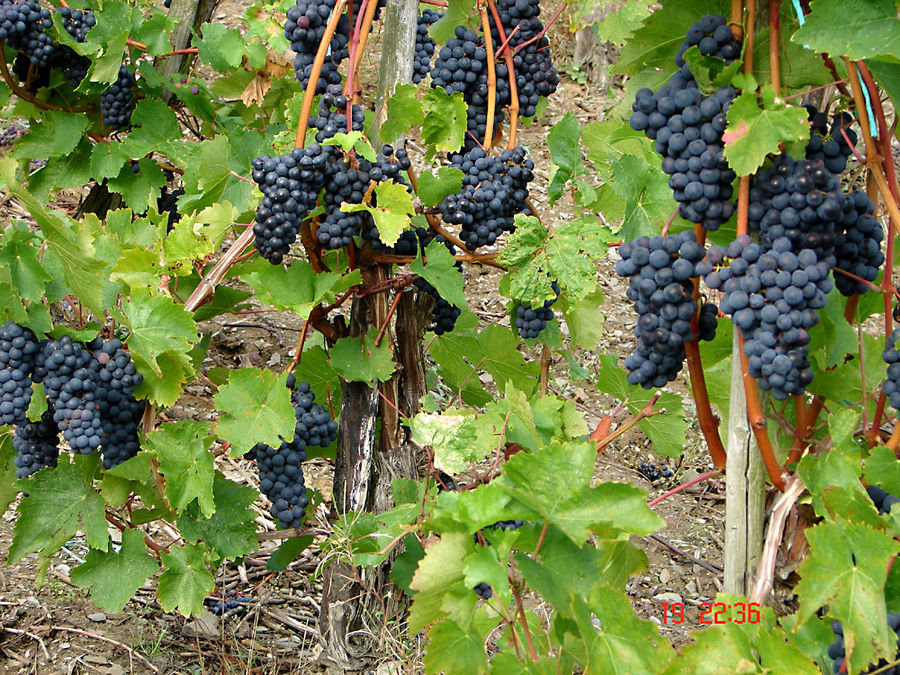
658, 601, 762, 625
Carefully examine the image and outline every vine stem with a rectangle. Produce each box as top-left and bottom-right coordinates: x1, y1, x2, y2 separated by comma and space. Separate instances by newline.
294, 0, 349, 149
374, 287, 404, 346
749, 474, 804, 603
480, 2, 497, 150
346, 0, 379, 103
510, 582, 538, 660
405, 163, 475, 252
286, 316, 311, 372
485, 0, 520, 147
508, 3, 564, 56
184, 227, 255, 312
593, 392, 664, 452
768, 0, 781, 96
685, 224, 726, 468
647, 469, 722, 508
539, 344, 550, 395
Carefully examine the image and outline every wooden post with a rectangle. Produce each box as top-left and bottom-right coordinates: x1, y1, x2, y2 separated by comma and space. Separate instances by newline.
724, 331, 766, 595
154, 0, 218, 101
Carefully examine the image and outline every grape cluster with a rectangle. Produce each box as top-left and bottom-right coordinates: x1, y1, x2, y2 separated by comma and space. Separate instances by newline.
866, 485, 900, 515
439, 146, 533, 250
251, 144, 329, 264
248, 376, 337, 529
486, 519, 523, 532
514, 281, 559, 339
91, 339, 144, 470
0, 321, 40, 427
702, 235, 832, 399
413, 9, 441, 84
698, 302, 718, 341
0, 125, 24, 155
157, 186, 185, 229
308, 87, 366, 142
638, 462, 673, 481
408, 233, 464, 335
204, 591, 252, 616
54, 7, 95, 88
473, 582, 493, 599
833, 189, 885, 296
13, 52, 50, 92
629, 15, 741, 231
13, 409, 59, 478
100, 64, 136, 131
486, 0, 559, 118
881, 328, 900, 413
614, 231, 707, 388
829, 616, 900, 675
284, 0, 350, 92
805, 107, 857, 174
430, 25, 507, 147
0, 0, 54, 67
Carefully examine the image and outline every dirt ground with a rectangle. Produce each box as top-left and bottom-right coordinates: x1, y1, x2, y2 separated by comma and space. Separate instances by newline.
0, 5, 738, 674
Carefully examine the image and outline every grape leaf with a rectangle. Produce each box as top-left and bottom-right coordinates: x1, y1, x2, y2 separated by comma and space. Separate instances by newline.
0, 229, 52, 302
411, 409, 486, 474
423, 89, 467, 154
500, 441, 663, 543
547, 113, 583, 203
178, 474, 258, 560
380, 84, 425, 145
423, 620, 489, 675
267, 536, 315, 572
120, 99, 182, 158
322, 131, 377, 162
410, 239, 466, 308
0, 433, 18, 517
329, 329, 396, 382
240, 257, 362, 318
196, 22, 245, 72
588, 0, 653, 44
107, 158, 168, 214
9, 458, 108, 578
793, 520, 900, 673
409, 531, 470, 632
864, 446, 900, 497
416, 167, 464, 207
70, 529, 159, 612
13, 111, 90, 159
145, 420, 216, 516
559, 292, 606, 349
341, 181, 414, 246
607, 154, 677, 239
120, 289, 198, 378
134, 349, 195, 407
724, 76, 809, 176
157, 543, 216, 617
213, 368, 295, 458
794, 0, 900, 62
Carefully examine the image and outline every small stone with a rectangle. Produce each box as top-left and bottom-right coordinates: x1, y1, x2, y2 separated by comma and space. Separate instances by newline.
182, 612, 219, 638
686, 580, 699, 596
652, 592, 683, 605
649, 615, 662, 626
658, 569, 671, 584
87, 613, 106, 623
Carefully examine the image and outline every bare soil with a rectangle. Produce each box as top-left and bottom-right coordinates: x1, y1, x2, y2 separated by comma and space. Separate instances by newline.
0, 5, 735, 673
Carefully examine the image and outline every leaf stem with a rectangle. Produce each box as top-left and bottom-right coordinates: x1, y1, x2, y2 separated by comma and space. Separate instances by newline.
647, 470, 722, 508
594, 391, 663, 452
510, 581, 538, 660
374, 287, 404, 346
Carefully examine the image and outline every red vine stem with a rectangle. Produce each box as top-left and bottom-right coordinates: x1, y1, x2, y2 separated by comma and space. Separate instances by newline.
485, 0, 520, 146
346, 0, 379, 103
479, 2, 498, 150
739, 335, 786, 490
508, 3, 564, 56
647, 469, 722, 508
768, 0, 781, 96
374, 287, 404, 346
593, 392, 663, 452
510, 582, 538, 660
685, 224, 727, 468
294, 0, 348, 148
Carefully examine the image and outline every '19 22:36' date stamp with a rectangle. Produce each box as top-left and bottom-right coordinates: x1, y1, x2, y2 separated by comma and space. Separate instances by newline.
659, 601, 762, 625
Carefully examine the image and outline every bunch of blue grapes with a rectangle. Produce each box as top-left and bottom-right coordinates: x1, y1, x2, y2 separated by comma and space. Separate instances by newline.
413, 9, 442, 84
613, 231, 707, 388
805, 107, 857, 174
100, 64, 135, 130
90, 339, 145, 470
486, 0, 559, 118
473, 582, 493, 599
204, 590, 253, 616
747, 155, 844, 266
430, 25, 508, 148
638, 462, 673, 481
308, 87, 366, 142
248, 375, 337, 529
358, 145, 415, 246
866, 485, 900, 515
829, 615, 900, 675
0, 321, 40, 427
881, 328, 900, 413
514, 281, 559, 339
251, 144, 329, 264
283, 0, 350, 92
54, 7, 95, 87
438, 146, 533, 250
0, 0, 54, 66
833, 189, 885, 296
701, 235, 832, 399
13, 409, 59, 478
629, 15, 741, 231
698, 302, 718, 341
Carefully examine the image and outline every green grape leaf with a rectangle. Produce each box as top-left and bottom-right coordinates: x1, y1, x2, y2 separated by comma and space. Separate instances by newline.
213, 368, 295, 458
423, 89, 468, 154
752, 13, 832, 91
120, 289, 198, 377
809, 284, 860, 370
416, 166, 464, 207
798, 450, 883, 527
682, 45, 742, 95
120, 99, 182, 158
389, 533, 425, 594
322, 131, 377, 162
724, 76, 809, 176
90, 141, 130, 180
559, 291, 606, 349
133, 349, 195, 407
607, 154, 680, 239
196, 22, 245, 72
107, 158, 168, 213
329, 328, 396, 382
409, 531, 470, 632
410, 239, 466, 308
868, 59, 900, 108
267, 536, 315, 572
794, 520, 900, 673
864, 446, 900, 497
70, 529, 160, 612
794, 0, 900, 62
157, 542, 216, 617
411, 409, 487, 474
0, 433, 19, 517
9, 458, 108, 577
501, 441, 664, 543
380, 84, 425, 145
423, 619, 489, 675
341, 181, 414, 246
547, 113, 583, 203
12, 111, 90, 159
129, 10, 172, 54
0, 230, 52, 302
429, 0, 476, 43
178, 473, 258, 560
588, 0, 653, 45
145, 420, 216, 516
240, 257, 362, 318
